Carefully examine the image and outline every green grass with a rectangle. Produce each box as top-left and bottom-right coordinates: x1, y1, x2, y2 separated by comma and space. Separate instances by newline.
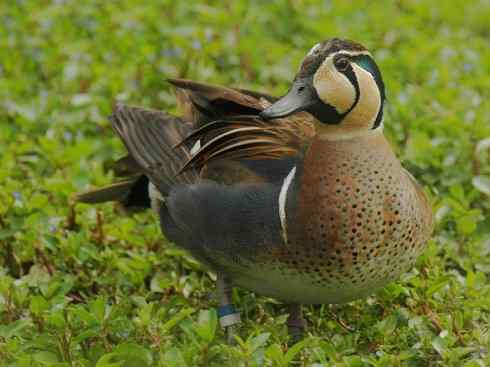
1, 1, 490, 366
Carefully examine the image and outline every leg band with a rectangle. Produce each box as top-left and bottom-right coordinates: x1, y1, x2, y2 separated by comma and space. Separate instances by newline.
217, 304, 241, 328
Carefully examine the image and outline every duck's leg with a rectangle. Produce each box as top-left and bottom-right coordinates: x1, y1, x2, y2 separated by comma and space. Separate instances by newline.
216, 273, 241, 344
287, 303, 305, 344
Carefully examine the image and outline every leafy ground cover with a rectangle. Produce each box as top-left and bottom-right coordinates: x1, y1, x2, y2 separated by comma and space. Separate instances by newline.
1, 1, 490, 366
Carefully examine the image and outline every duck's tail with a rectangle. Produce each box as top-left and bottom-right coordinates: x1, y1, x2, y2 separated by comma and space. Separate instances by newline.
74, 104, 198, 211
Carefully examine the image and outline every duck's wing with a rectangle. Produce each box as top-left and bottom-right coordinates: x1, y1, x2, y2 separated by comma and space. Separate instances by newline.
169, 78, 276, 126
169, 79, 315, 183
175, 113, 314, 183
76, 80, 315, 209
158, 80, 312, 267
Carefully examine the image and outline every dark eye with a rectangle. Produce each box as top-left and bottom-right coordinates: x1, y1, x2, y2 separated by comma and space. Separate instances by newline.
335, 57, 349, 71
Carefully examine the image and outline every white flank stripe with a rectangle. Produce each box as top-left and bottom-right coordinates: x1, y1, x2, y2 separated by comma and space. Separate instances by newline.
278, 166, 296, 245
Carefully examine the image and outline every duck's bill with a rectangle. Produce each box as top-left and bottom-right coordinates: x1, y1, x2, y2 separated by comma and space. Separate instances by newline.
259, 77, 318, 120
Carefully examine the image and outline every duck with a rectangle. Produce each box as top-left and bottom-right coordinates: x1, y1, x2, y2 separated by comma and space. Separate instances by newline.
75, 38, 433, 342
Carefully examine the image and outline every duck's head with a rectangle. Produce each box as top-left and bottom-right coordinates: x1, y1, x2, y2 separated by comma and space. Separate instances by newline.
260, 38, 385, 139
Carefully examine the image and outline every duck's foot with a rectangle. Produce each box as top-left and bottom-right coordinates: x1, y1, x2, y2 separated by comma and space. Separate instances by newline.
287, 303, 305, 345
216, 273, 241, 344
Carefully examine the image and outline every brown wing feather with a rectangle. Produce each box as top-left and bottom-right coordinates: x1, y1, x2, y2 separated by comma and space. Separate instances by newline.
173, 118, 259, 149
177, 114, 315, 174
169, 78, 315, 179
169, 78, 273, 126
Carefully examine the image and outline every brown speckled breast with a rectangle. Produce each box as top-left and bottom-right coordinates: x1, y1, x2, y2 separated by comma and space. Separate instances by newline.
269, 132, 433, 303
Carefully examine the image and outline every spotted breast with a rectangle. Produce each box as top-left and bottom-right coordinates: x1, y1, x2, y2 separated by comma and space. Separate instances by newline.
231, 132, 432, 304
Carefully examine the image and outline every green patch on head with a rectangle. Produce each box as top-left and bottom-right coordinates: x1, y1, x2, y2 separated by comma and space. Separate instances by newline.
353, 55, 378, 76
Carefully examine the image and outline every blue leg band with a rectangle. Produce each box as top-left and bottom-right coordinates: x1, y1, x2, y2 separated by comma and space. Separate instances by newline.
217, 304, 241, 328
217, 304, 236, 318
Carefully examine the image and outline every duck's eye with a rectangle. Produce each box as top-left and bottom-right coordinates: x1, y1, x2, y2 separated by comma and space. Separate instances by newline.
335, 57, 349, 71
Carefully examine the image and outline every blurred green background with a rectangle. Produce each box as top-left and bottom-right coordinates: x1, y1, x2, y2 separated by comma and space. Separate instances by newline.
1, 1, 489, 366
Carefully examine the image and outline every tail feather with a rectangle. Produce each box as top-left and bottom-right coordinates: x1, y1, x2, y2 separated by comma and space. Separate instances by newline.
75, 179, 138, 204
74, 175, 151, 209
109, 155, 143, 177
74, 104, 198, 210
110, 104, 198, 195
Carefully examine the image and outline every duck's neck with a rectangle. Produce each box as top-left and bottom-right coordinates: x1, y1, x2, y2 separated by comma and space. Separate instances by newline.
315, 123, 384, 141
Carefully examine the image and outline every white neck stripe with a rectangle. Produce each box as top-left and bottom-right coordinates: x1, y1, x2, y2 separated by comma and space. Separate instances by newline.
318, 123, 384, 141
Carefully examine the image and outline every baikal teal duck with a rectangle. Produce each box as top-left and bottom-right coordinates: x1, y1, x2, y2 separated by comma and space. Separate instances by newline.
76, 38, 433, 342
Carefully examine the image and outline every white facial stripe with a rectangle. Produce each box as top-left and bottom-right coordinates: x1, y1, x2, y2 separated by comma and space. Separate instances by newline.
310, 47, 371, 60
317, 50, 372, 67
333, 50, 371, 58
278, 166, 296, 245
313, 56, 356, 114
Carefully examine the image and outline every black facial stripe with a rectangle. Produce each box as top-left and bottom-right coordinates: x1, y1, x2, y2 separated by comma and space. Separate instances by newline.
372, 104, 384, 129
306, 92, 344, 124
337, 60, 360, 116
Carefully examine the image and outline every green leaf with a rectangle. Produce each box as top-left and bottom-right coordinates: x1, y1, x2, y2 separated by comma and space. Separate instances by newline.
426, 276, 451, 296
73, 326, 102, 343
71, 306, 99, 325
284, 338, 310, 364
30, 295, 49, 315
46, 309, 65, 329
342, 355, 364, 367
265, 343, 284, 364
161, 308, 194, 334
91, 296, 109, 323
33, 351, 59, 364
95, 353, 125, 367
0, 319, 31, 339
194, 309, 217, 343
431, 336, 448, 358
161, 347, 188, 367
136, 302, 154, 327
376, 314, 398, 336
248, 332, 270, 353
457, 216, 478, 235
449, 185, 465, 202
112, 343, 153, 367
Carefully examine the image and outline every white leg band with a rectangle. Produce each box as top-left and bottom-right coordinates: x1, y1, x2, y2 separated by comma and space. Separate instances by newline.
219, 313, 241, 328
